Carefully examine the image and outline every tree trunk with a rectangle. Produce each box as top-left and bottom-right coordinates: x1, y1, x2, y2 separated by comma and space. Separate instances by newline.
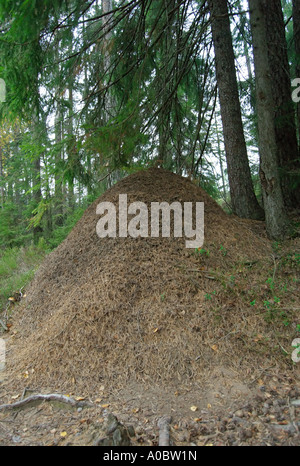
293, 0, 300, 151
67, 84, 75, 210
265, 0, 300, 208
207, 0, 264, 220
0, 146, 4, 208
102, 0, 113, 122
33, 155, 43, 239
54, 96, 64, 226
215, 113, 227, 202
31, 93, 44, 244
248, 0, 289, 239
54, 33, 64, 227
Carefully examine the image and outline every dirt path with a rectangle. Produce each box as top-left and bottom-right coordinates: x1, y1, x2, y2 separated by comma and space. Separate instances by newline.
0, 365, 299, 446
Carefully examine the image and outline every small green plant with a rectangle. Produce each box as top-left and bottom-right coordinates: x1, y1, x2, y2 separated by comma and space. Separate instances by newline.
160, 292, 166, 302
266, 277, 275, 291
280, 283, 288, 293
219, 244, 227, 256
250, 299, 256, 307
195, 247, 210, 257
282, 252, 300, 269
279, 311, 290, 327
264, 296, 280, 321
205, 290, 216, 301
263, 299, 271, 310
272, 241, 281, 252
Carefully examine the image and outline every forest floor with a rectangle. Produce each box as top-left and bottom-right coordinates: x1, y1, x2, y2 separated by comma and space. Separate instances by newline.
0, 168, 299, 446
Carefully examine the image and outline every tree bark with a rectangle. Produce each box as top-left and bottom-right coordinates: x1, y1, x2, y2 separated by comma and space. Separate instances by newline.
102, 0, 113, 122
67, 84, 75, 210
215, 112, 227, 202
54, 97, 64, 226
31, 94, 43, 244
0, 146, 4, 209
33, 142, 43, 244
208, 0, 264, 220
248, 0, 289, 239
265, 0, 300, 208
293, 0, 300, 152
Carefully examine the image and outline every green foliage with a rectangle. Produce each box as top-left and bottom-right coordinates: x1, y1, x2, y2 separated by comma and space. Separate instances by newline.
219, 244, 227, 257
0, 0, 297, 257
205, 290, 216, 301
194, 247, 210, 257
29, 199, 51, 229
0, 201, 31, 248
247, 248, 300, 330
47, 205, 86, 249
0, 243, 48, 310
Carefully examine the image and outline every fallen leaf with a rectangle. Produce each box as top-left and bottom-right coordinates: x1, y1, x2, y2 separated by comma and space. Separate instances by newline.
207, 403, 212, 409
254, 334, 264, 342
60, 432, 67, 438
190, 405, 198, 412
11, 394, 19, 400
75, 396, 85, 401
101, 403, 110, 408
211, 344, 218, 352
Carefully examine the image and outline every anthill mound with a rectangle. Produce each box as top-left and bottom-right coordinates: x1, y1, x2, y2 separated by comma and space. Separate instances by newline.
5, 168, 275, 395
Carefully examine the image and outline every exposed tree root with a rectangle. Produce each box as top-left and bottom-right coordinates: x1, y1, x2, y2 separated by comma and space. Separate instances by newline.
157, 416, 172, 446
0, 393, 93, 411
